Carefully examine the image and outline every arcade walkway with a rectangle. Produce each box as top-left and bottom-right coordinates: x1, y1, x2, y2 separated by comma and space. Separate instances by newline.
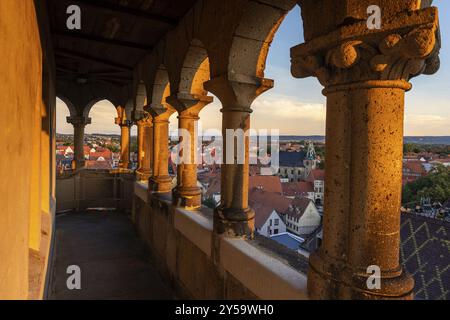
48, 211, 172, 300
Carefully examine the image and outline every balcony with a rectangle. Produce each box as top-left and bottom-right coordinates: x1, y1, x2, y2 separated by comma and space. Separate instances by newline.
56, 169, 135, 213
1, 0, 443, 301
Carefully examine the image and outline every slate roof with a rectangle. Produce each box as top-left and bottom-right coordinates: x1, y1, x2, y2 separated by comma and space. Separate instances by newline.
279, 151, 306, 167
400, 213, 450, 300
270, 233, 305, 251
443, 199, 450, 209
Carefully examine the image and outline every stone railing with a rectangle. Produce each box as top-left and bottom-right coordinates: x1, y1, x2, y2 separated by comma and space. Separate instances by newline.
133, 181, 309, 300
56, 170, 135, 213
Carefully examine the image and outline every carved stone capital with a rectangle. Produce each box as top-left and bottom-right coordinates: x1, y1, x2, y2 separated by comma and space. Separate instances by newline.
291, 7, 440, 89
144, 103, 175, 120
204, 75, 273, 109
136, 111, 153, 127
131, 110, 144, 122
166, 93, 213, 116
67, 116, 91, 127
115, 117, 132, 127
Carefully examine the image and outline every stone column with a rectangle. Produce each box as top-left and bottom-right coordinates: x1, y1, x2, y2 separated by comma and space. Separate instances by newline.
145, 104, 175, 193
135, 111, 153, 181
116, 118, 131, 169
205, 77, 273, 238
67, 116, 91, 170
291, 5, 440, 299
167, 94, 213, 209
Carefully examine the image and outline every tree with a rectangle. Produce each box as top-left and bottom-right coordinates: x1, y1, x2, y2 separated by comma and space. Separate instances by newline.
107, 145, 120, 153
402, 165, 450, 205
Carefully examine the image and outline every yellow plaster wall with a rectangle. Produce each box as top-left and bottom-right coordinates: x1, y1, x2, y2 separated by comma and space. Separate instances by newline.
0, 0, 44, 299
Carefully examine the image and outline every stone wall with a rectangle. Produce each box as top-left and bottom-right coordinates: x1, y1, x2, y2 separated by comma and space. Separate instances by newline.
133, 182, 308, 300
0, 0, 55, 300
56, 171, 135, 213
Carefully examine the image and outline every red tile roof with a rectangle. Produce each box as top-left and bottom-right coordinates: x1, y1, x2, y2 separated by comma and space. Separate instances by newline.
249, 189, 292, 228
282, 181, 314, 197
403, 161, 426, 175
248, 176, 282, 194
286, 197, 314, 218
307, 169, 325, 182
90, 149, 112, 160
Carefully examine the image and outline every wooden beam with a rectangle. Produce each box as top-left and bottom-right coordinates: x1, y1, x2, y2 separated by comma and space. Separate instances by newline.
56, 68, 132, 81
73, 0, 177, 26
55, 49, 133, 72
53, 30, 152, 51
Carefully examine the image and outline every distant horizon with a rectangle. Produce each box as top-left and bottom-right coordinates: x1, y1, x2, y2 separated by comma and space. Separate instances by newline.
57, 133, 450, 137
56, 132, 450, 141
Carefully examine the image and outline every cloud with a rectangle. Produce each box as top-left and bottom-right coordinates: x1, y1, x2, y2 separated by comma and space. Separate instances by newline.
404, 114, 450, 136
251, 95, 326, 135
56, 99, 122, 135
56, 95, 449, 137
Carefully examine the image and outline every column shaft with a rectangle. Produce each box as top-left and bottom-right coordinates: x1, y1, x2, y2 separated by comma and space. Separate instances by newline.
173, 111, 201, 209
204, 76, 272, 239
149, 118, 172, 193
136, 120, 153, 180
119, 124, 130, 169
308, 82, 414, 299
214, 107, 254, 238
73, 124, 85, 169
67, 116, 90, 170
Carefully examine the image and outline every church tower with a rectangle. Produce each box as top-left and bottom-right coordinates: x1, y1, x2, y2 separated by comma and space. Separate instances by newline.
303, 141, 317, 179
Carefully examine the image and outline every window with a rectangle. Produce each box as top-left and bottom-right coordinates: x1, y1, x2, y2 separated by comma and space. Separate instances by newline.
274, 219, 279, 226
274, 229, 279, 235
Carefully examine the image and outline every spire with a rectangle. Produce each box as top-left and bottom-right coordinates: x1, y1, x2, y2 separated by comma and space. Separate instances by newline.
306, 141, 316, 161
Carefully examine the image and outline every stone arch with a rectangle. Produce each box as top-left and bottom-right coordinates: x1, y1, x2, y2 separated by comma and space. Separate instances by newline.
151, 65, 171, 108
135, 81, 148, 111
56, 95, 77, 118
228, 0, 297, 80
83, 99, 120, 119
177, 39, 210, 97
124, 99, 134, 121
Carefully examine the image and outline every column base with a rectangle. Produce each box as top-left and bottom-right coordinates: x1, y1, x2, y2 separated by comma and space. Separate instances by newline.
213, 206, 255, 238
307, 249, 415, 300
136, 169, 152, 181
172, 186, 202, 210
149, 175, 173, 193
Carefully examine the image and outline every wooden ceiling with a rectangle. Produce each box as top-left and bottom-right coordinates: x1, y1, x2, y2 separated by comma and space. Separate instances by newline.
48, 0, 197, 87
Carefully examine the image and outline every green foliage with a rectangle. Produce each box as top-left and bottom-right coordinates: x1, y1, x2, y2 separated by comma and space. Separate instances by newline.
106, 145, 120, 153
402, 165, 450, 205
403, 143, 450, 155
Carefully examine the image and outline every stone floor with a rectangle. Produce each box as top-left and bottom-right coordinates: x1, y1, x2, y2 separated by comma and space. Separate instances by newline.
48, 210, 172, 300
